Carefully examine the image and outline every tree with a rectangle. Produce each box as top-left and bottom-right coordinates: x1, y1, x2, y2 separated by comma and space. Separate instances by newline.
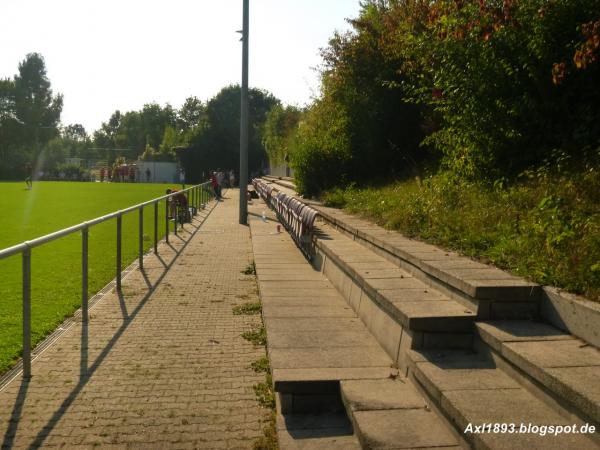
178, 96, 206, 131
262, 105, 301, 166
63, 123, 87, 142
0, 53, 63, 178
0, 78, 22, 178
14, 53, 62, 153
180, 85, 280, 182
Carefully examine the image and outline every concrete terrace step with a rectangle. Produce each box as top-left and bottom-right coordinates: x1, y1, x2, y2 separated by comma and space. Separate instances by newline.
340, 378, 463, 449
312, 205, 541, 318
314, 223, 476, 335
406, 349, 599, 449
276, 411, 361, 450
262, 175, 297, 190
249, 199, 396, 448
475, 320, 600, 425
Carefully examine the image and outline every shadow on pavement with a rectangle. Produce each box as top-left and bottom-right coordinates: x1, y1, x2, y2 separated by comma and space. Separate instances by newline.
1, 199, 219, 449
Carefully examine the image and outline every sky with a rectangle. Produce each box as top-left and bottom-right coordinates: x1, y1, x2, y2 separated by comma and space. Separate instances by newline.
0, 0, 362, 134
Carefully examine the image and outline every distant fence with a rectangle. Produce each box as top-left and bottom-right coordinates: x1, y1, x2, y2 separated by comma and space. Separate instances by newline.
0, 182, 214, 379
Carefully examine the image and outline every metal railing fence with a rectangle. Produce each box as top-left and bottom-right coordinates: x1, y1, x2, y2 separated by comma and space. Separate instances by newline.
252, 178, 318, 258
0, 182, 214, 379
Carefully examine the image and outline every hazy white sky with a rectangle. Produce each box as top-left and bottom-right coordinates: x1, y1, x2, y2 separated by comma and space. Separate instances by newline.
1, 0, 361, 133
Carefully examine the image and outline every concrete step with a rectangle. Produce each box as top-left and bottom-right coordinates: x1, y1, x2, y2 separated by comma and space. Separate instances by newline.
314, 224, 476, 334
276, 400, 361, 449
262, 175, 297, 190
407, 349, 598, 449
249, 197, 395, 433
340, 378, 463, 449
475, 320, 600, 425
313, 205, 541, 319
312, 222, 475, 372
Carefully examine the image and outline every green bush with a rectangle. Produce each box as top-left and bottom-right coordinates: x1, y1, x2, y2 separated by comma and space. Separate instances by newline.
291, 99, 352, 196
391, 0, 600, 178
323, 154, 600, 300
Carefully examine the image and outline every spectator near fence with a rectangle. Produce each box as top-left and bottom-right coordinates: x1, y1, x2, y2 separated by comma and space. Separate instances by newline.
211, 172, 220, 200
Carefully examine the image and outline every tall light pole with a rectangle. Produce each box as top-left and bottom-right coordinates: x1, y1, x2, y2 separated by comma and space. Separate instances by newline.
239, 0, 249, 225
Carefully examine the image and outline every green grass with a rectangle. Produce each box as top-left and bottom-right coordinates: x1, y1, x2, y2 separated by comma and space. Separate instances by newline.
323, 168, 600, 301
0, 181, 175, 374
241, 326, 267, 346
233, 301, 262, 315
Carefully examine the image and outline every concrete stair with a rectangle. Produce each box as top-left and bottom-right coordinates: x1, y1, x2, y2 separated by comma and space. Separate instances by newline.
475, 320, 600, 425
340, 378, 463, 449
406, 349, 598, 449
307, 209, 600, 448
251, 181, 600, 449
314, 206, 541, 319
313, 223, 476, 372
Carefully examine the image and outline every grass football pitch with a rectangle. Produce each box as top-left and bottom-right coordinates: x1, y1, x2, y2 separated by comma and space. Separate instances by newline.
0, 181, 181, 375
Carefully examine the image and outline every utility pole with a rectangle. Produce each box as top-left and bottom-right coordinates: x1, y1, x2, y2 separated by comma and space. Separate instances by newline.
239, 0, 249, 225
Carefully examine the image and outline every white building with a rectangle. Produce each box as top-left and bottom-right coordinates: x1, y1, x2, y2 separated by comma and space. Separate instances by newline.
134, 161, 179, 184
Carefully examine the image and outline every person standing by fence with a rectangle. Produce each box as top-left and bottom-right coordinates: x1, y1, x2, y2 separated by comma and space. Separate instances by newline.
211, 172, 220, 200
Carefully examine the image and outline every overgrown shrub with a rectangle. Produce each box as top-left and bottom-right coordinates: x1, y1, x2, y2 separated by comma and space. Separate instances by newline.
324, 151, 600, 300
285, 1, 600, 193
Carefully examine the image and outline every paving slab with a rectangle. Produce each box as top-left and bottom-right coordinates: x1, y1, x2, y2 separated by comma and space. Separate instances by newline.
273, 368, 394, 385
259, 272, 326, 281
498, 338, 600, 423
409, 351, 521, 403
355, 268, 415, 279
259, 289, 343, 298
263, 317, 367, 332
352, 409, 458, 449
446, 268, 522, 281
259, 280, 333, 291
387, 301, 475, 332
262, 305, 356, 319
268, 329, 380, 349
441, 388, 598, 449
545, 366, 600, 423
476, 320, 574, 352
277, 428, 361, 450
269, 347, 392, 370
369, 277, 427, 290
341, 379, 427, 411
385, 289, 448, 302
260, 295, 344, 308
503, 339, 600, 368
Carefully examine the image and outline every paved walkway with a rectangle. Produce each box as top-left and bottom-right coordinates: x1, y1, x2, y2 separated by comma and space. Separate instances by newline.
0, 190, 269, 449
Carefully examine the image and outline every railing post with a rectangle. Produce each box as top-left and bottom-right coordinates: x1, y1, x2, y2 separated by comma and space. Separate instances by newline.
165, 197, 169, 244
116, 214, 122, 291
174, 200, 179, 237
138, 207, 144, 270
82, 226, 89, 323
154, 202, 158, 254
22, 245, 32, 379
191, 188, 195, 216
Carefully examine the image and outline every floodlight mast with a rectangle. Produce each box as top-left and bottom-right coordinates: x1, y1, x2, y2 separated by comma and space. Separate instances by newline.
239, 0, 249, 225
